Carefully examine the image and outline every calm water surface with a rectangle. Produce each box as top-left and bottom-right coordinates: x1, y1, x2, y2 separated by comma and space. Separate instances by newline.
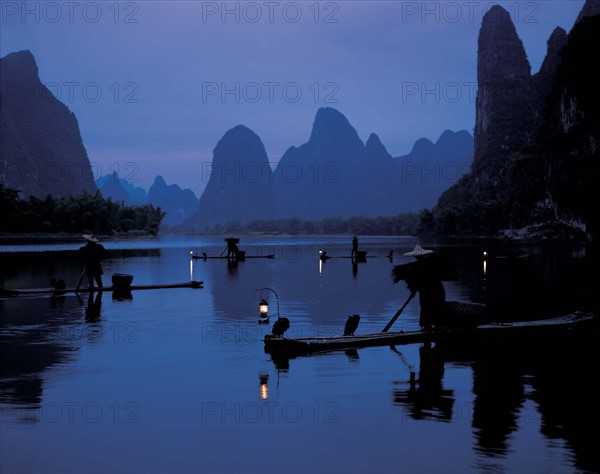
0, 235, 597, 473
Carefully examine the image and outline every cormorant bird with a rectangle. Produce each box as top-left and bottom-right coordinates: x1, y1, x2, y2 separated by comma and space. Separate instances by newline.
50, 277, 66, 291
344, 314, 360, 336
271, 317, 290, 337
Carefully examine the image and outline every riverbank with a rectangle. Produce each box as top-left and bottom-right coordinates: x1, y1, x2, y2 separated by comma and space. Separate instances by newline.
0, 230, 158, 244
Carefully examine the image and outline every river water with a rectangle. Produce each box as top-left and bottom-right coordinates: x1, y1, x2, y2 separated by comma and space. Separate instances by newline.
0, 235, 597, 473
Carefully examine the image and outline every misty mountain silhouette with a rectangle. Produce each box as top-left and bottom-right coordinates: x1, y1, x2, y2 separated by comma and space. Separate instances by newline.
190, 125, 276, 230
147, 176, 199, 226
185, 107, 473, 229
0, 50, 96, 198
96, 172, 148, 205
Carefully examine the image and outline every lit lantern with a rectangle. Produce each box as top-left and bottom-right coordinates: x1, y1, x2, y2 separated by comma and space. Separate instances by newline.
259, 298, 269, 317
256, 288, 280, 324
259, 298, 269, 323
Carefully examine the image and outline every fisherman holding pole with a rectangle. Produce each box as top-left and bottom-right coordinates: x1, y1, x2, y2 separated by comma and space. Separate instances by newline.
78, 234, 106, 290
387, 245, 446, 332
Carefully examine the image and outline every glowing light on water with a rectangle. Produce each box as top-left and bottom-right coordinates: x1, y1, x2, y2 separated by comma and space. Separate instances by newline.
259, 374, 269, 400
190, 250, 194, 281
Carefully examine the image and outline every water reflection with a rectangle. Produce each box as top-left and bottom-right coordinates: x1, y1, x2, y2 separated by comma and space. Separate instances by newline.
1, 237, 598, 473
263, 322, 599, 473
393, 342, 455, 422
0, 248, 161, 291
85, 291, 103, 321
471, 339, 524, 456
344, 349, 360, 362
259, 372, 269, 400
529, 332, 599, 473
0, 296, 81, 410
227, 256, 239, 274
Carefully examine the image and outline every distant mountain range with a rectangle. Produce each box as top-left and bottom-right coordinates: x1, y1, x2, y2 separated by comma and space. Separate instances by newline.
4, 0, 597, 238
1, 49, 475, 232
96, 111, 472, 231
96, 172, 148, 205
184, 108, 473, 230
95, 173, 198, 226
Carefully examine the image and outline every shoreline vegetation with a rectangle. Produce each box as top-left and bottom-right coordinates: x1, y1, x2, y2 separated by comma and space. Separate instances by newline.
0, 185, 589, 242
175, 210, 588, 241
0, 219, 589, 243
0, 184, 165, 236
178, 213, 420, 237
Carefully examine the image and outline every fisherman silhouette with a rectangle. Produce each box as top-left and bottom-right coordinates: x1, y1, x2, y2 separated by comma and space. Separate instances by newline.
392, 245, 446, 332
79, 234, 106, 289
225, 237, 240, 258
352, 236, 359, 258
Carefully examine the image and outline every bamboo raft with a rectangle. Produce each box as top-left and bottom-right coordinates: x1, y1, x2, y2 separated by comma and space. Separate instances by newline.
192, 254, 274, 260
0, 280, 203, 297
264, 311, 597, 356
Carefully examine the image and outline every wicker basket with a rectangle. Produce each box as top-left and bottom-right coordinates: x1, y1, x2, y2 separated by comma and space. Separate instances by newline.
112, 273, 133, 288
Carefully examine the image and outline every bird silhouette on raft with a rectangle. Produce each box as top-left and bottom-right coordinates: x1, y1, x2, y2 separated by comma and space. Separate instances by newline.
50, 277, 66, 291
271, 317, 291, 337
344, 314, 361, 336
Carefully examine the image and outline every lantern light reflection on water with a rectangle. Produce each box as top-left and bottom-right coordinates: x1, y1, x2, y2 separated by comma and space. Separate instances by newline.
259, 373, 269, 400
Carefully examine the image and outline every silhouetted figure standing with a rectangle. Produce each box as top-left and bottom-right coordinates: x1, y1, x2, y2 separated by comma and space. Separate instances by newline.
351, 236, 359, 258
79, 234, 106, 289
392, 245, 445, 331
225, 237, 240, 258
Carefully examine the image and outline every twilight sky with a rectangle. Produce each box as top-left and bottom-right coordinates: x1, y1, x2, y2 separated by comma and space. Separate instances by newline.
1, 1, 585, 196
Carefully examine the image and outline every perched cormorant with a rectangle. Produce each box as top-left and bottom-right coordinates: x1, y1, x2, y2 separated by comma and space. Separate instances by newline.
50, 277, 66, 291
344, 314, 360, 336
271, 317, 290, 337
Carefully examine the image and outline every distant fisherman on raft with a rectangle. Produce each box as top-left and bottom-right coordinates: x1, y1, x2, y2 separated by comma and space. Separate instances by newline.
225, 237, 240, 258
79, 234, 107, 289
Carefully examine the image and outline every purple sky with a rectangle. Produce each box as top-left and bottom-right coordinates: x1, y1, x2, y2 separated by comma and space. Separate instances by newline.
1, 1, 585, 196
